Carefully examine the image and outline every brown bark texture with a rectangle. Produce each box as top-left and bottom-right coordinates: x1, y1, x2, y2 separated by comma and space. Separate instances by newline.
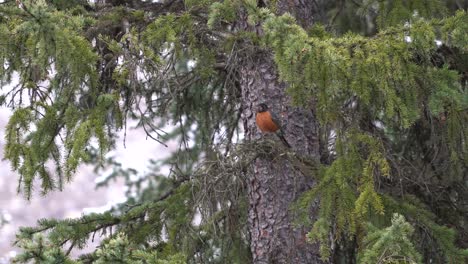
238, 1, 326, 263
241, 56, 322, 264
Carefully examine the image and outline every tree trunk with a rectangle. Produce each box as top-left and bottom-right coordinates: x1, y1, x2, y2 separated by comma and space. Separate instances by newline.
241, 53, 322, 264
238, 2, 325, 263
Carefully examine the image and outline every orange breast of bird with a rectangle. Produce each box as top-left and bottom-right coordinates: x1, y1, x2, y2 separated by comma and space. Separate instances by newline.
256, 111, 279, 132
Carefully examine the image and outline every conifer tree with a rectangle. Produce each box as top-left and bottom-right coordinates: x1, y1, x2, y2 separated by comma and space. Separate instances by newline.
0, 0, 466, 263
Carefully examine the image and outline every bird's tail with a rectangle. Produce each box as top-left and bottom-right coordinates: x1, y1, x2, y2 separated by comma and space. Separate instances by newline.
276, 131, 291, 148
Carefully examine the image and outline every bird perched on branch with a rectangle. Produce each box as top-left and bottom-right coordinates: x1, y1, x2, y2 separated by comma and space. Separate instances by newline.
255, 103, 291, 148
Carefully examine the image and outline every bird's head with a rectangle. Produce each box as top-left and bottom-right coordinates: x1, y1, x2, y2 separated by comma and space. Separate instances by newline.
256, 103, 268, 113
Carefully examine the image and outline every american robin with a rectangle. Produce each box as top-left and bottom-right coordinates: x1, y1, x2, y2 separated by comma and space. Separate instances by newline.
255, 103, 291, 148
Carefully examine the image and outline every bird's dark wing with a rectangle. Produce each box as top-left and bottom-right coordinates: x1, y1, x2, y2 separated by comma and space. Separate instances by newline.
270, 110, 291, 148
269, 110, 283, 128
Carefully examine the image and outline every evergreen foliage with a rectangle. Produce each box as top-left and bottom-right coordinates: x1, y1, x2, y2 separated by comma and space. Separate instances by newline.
263, 4, 467, 262
359, 213, 422, 264
0, 0, 466, 262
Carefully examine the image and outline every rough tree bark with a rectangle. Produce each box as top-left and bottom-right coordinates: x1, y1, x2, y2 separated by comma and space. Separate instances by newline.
239, 2, 324, 263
